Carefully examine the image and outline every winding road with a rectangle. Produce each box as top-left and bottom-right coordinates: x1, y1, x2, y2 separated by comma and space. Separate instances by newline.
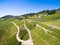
12, 22, 33, 45
41, 22, 60, 30
36, 24, 52, 33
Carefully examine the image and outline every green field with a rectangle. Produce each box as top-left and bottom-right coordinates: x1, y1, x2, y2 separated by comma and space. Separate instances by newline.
0, 10, 60, 45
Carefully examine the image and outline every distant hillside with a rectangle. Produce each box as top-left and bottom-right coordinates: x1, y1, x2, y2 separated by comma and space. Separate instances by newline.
1, 8, 60, 19
0, 8, 60, 45
2, 15, 19, 18
38, 8, 60, 15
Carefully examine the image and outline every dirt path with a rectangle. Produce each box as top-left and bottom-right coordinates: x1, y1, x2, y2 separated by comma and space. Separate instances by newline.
12, 22, 33, 45
36, 24, 59, 40
36, 24, 52, 33
41, 22, 60, 30
34, 20, 60, 30
12, 22, 24, 42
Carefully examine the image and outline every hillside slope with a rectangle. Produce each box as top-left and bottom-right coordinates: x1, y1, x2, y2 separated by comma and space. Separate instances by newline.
0, 9, 60, 45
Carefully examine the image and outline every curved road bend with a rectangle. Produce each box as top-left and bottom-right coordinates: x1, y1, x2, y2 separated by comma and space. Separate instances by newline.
12, 22, 33, 45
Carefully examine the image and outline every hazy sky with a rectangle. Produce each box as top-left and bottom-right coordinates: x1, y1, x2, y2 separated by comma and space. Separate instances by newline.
0, 0, 60, 17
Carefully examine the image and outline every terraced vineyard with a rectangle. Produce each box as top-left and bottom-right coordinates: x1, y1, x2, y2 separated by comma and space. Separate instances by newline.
0, 9, 60, 45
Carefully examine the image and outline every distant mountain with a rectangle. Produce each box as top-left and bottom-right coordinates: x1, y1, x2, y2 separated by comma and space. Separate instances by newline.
2, 15, 19, 18
37, 8, 60, 15
1, 8, 60, 18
